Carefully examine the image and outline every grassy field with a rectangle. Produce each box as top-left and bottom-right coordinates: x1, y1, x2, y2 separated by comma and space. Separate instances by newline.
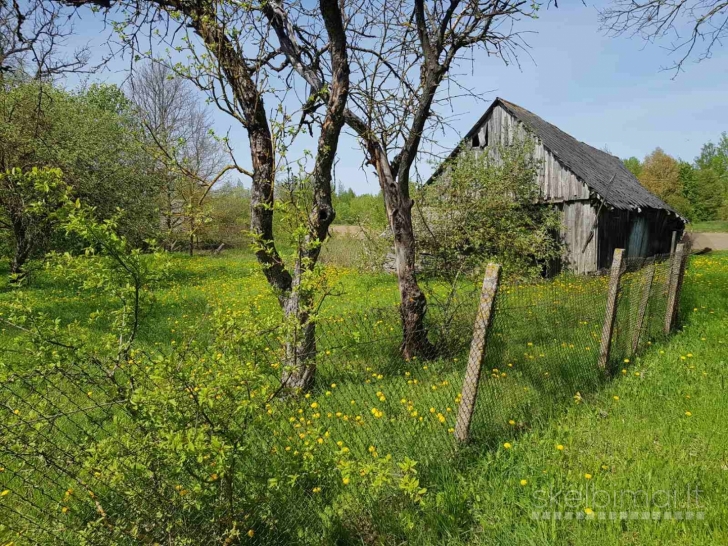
1, 250, 727, 544
455, 252, 728, 544
688, 220, 728, 233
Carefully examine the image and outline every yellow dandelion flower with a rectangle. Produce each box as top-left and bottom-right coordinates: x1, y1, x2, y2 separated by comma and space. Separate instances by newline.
520, 479, 528, 486
503, 442, 512, 449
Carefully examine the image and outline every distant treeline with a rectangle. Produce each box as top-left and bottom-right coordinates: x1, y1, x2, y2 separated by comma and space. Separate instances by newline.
623, 135, 728, 222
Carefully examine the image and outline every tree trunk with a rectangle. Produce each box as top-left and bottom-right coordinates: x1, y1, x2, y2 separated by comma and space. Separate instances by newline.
280, 287, 317, 391
189, 217, 194, 256
393, 213, 433, 360
9, 222, 31, 282
367, 144, 434, 359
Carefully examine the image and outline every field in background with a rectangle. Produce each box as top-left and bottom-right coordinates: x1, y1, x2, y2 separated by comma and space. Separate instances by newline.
688, 221, 728, 233
1, 250, 727, 544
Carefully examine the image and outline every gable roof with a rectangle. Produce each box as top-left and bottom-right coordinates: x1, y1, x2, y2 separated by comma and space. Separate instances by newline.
430, 98, 683, 217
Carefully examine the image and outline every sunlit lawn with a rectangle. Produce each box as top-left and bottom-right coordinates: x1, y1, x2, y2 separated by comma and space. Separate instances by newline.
1, 250, 727, 544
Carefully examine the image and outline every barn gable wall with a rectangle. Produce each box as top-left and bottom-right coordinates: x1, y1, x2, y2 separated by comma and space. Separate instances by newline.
471, 105, 591, 203
469, 105, 597, 273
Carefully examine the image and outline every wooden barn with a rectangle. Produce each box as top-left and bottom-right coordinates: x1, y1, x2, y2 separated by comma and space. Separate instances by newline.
429, 98, 686, 273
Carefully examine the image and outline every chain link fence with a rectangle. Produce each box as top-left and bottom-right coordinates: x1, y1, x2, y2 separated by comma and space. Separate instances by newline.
0, 250, 689, 545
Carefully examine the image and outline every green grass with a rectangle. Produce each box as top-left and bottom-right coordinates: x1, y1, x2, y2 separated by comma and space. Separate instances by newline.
1, 251, 727, 544
688, 220, 728, 233
454, 252, 728, 544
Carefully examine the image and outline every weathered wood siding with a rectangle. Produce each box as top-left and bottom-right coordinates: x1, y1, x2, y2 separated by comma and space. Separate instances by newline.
471, 105, 591, 202
561, 201, 598, 274
470, 105, 597, 273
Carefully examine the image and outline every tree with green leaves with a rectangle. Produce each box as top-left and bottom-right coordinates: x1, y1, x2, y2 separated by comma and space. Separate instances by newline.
0, 78, 164, 249
59, 0, 350, 390
0, 167, 70, 279
417, 138, 563, 281
623, 156, 642, 178
638, 148, 693, 218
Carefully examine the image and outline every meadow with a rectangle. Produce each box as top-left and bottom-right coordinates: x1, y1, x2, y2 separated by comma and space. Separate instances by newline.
688, 221, 728, 233
1, 249, 727, 545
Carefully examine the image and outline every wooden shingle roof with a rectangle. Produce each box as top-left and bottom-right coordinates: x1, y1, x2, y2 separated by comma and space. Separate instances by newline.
431, 98, 683, 217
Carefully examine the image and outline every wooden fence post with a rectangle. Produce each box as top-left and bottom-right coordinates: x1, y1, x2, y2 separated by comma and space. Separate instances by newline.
664, 243, 685, 334
455, 263, 501, 443
630, 261, 655, 355
663, 231, 679, 296
598, 249, 624, 371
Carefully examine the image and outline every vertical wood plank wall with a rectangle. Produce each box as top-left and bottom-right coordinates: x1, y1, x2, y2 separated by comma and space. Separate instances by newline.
473, 105, 597, 273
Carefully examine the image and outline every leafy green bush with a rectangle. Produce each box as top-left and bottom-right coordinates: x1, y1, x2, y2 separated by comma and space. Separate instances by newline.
417, 137, 563, 280
0, 166, 71, 279
1, 201, 431, 545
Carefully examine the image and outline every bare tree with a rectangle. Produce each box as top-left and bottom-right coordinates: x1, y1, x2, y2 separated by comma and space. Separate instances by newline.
62, 0, 350, 390
600, 0, 728, 74
263, 0, 535, 358
128, 62, 229, 255
0, 0, 90, 79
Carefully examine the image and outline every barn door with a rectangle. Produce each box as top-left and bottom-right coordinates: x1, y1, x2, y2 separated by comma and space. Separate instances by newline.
627, 216, 650, 258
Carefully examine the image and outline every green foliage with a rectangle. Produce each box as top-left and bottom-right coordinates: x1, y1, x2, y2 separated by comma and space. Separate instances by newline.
196, 182, 252, 249
0, 77, 163, 248
628, 135, 728, 223
623, 156, 642, 177
638, 148, 693, 219
0, 166, 71, 277
331, 185, 388, 230
417, 138, 563, 279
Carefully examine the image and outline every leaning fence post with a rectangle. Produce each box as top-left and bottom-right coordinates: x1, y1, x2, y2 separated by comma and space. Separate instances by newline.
664, 243, 685, 334
630, 261, 655, 355
598, 249, 624, 371
455, 263, 501, 443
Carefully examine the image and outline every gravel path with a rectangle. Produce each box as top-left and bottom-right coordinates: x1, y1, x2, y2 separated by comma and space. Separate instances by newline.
690, 232, 728, 251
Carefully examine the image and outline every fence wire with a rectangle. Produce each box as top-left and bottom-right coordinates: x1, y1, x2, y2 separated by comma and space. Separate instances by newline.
0, 252, 688, 545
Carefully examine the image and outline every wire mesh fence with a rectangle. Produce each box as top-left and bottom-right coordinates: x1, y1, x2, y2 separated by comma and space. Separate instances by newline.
0, 249, 690, 545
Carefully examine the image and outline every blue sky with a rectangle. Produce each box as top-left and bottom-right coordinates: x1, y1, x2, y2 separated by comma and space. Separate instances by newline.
60, 1, 728, 195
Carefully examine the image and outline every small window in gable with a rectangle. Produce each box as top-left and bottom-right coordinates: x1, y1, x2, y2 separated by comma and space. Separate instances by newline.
472, 133, 480, 148
483, 126, 489, 147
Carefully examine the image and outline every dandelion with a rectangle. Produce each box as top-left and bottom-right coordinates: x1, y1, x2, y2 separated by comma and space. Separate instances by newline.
508, 419, 516, 426
342, 477, 350, 485
584, 473, 592, 480
503, 442, 512, 449
0, 490, 9, 496
584, 508, 594, 515
613, 396, 619, 401
520, 479, 528, 486
312, 487, 322, 493
624, 358, 630, 363
556, 444, 564, 451
685, 411, 692, 416
247, 529, 255, 538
